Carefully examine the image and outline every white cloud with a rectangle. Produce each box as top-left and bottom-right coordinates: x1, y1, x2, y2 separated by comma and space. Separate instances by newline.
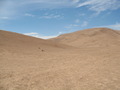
39, 14, 63, 19
0, 16, 9, 20
75, 19, 80, 23
97, 23, 120, 30
0, 0, 120, 17
24, 32, 38, 35
72, 0, 80, 3
81, 21, 88, 27
24, 32, 62, 39
77, 0, 120, 13
108, 23, 120, 30
24, 13, 63, 19
0, 0, 15, 17
23, 0, 77, 8
65, 21, 88, 29
25, 13, 35, 17
78, 13, 85, 16
65, 24, 80, 29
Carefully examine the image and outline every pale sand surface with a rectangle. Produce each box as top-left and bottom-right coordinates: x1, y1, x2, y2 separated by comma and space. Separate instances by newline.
0, 28, 120, 90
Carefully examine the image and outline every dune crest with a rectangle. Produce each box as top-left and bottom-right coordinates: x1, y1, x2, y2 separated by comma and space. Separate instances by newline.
50, 28, 120, 47
0, 30, 72, 55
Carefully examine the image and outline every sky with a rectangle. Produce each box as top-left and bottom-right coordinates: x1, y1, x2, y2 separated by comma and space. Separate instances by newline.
0, 0, 120, 39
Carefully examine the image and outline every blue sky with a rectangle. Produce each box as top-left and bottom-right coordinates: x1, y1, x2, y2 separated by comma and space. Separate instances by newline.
0, 0, 120, 39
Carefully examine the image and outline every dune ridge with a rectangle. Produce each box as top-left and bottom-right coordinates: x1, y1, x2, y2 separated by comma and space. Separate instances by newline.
0, 30, 73, 55
50, 28, 120, 47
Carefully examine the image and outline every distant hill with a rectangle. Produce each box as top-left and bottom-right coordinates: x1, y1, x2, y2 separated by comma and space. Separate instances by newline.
50, 28, 120, 47
0, 30, 71, 55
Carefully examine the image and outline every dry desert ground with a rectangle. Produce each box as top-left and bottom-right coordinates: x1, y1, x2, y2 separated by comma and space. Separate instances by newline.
0, 28, 120, 90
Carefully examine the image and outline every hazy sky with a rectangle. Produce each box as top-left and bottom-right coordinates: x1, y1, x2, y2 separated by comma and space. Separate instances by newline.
0, 0, 120, 39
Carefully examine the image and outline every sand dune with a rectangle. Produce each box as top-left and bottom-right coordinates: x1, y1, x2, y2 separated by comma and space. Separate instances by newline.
50, 28, 120, 47
0, 30, 72, 55
0, 28, 120, 90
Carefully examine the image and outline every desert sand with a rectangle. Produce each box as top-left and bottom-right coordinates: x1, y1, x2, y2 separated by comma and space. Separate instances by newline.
0, 28, 120, 90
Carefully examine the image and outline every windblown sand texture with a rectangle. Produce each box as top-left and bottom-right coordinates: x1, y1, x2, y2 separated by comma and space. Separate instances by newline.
0, 28, 120, 90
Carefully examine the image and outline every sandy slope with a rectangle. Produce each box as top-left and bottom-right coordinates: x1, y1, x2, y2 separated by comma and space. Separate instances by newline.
0, 28, 120, 90
0, 30, 72, 54
50, 28, 120, 47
